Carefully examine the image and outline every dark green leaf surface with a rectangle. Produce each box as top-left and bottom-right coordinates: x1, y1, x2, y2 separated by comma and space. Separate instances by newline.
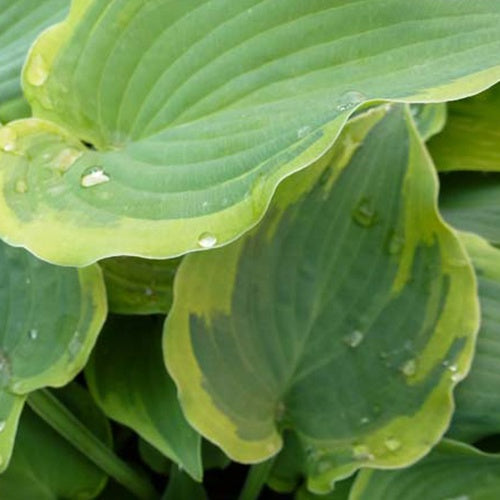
430, 83, 500, 172
0, 240, 106, 470
85, 315, 202, 480
100, 257, 180, 315
0, 0, 499, 265
351, 440, 500, 500
162, 467, 207, 500
0, 0, 69, 122
448, 234, 500, 442
165, 105, 478, 492
0, 384, 110, 499
440, 172, 500, 246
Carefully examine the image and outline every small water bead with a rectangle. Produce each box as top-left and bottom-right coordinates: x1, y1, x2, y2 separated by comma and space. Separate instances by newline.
145, 287, 153, 297
297, 126, 312, 139
400, 359, 417, 377
198, 232, 217, 249
360, 416, 370, 425
337, 91, 366, 112
384, 437, 401, 451
53, 148, 83, 172
343, 330, 364, 348
80, 166, 110, 188
352, 198, 378, 228
353, 444, 374, 461
29, 329, 38, 340
0, 127, 17, 152
27, 54, 49, 87
15, 179, 28, 194
0, 421, 5, 433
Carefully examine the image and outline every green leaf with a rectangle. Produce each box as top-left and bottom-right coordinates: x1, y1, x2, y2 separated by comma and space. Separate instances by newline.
138, 438, 171, 475
0, 0, 69, 122
100, 257, 180, 315
430, 83, 500, 172
410, 103, 447, 142
162, 466, 207, 500
448, 233, 500, 442
440, 172, 500, 246
85, 315, 202, 481
0, 239, 106, 470
350, 440, 500, 500
1, 1, 500, 265
0, 383, 110, 500
164, 105, 479, 492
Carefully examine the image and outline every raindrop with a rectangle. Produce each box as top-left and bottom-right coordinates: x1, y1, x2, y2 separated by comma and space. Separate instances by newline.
80, 166, 110, 188
360, 417, 370, 425
337, 91, 366, 112
353, 444, 374, 461
384, 437, 401, 451
0, 127, 17, 153
15, 179, 28, 194
29, 329, 38, 340
352, 198, 378, 228
145, 287, 153, 297
198, 232, 217, 249
451, 373, 461, 383
0, 421, 5, 433
297, 126, 312, 139
343, 330, 364, 348
27, 54, 49, 87
400, 359, 417, 377
53, 148, 83, 172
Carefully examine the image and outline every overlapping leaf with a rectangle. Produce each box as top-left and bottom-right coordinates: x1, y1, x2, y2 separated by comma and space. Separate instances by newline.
164, 105, 478, 492
0, 240, 106, 470
85, 315, 202, 480
351, 440, 500, 500
0, 0, 499, 264
0, 384, 110, 499
448, 233, 500, 442
0, 0, 69, 122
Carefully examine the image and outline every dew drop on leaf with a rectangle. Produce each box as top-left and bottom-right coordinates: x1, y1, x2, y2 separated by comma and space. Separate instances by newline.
80, 166, 111, 188
352, 198, 377, 227
27, 54, 49, 87
400, 359, 417, 377
0, 127, 17, 153
384, 437, 401, 451
353, 444, 374, 461
297, 126, 312, 139
0, 421, 5, 433
29, 329, 38, 340
145, 287, 153, 297
198, 232, 217, 249
337, 90, 366, 112
53, 148, 83, 172
343, 330, 364, 348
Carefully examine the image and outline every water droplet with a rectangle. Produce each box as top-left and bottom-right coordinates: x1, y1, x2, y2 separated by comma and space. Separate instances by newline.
297, 126, 312, 139
53, 148, 83, 172
68, 332, 82, 359
337, 91, 366, 112
384, 437, 401, 451
0, 127, 17, 152
0, 421, 5, 433
400, 359, 417, 377
145, 287, 153, 297
198, 232, 217, 249
353, 445, 374, 461
27, 54, 49, 87
387, 232, 405, 255
352, 198, 378, 228
80, 166, 110, 188
25, 277, 31, 285
29, 329, 38, 340
360, 417, 370, 425
343, 330, 364, 348
15, 179, 28, 194
448, 364, 458, 373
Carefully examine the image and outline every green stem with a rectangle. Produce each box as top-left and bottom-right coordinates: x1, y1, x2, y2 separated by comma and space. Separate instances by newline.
28, 389, 158, 500
238, 458, 276, 500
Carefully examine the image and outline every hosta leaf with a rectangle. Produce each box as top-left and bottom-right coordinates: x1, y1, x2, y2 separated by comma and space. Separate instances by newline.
100, 257, 180, 315
85, 315, 202, 481
0, 240, 106, 470
448, 233, 500, 442
0, 0, 69, 122
0, 384, 110, 499
410, 103, 447, 142
0, 1, 499, 265
440, 172, 500, 246
162, 467, 207, 500
350, 440, 500, 500
164, 105, 478, 492
430, 84, 500, 172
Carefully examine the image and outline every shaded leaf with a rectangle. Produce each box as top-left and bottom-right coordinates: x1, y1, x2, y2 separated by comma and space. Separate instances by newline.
448, 233, 500, 442
100, 257, 180, 315
0, 0, 69, 122
85, 315, 202, 481
1, 1, 500, 264
410, 103, 447, 142
0, 240, 106, 470
430, 83, 500, 172
162, 466, 207, 500
0, 383, 110, 499
164, 105, 478, 492
351, 440, 500, 500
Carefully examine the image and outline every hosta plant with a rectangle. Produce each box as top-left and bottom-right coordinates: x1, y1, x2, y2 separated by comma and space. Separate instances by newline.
0, 0, 500, 498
